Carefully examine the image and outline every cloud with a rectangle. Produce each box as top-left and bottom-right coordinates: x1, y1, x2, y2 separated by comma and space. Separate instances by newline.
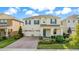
23, 9, 27, 12
4, 7, 18, 15
25, 10, 39, 16
55, 11, 61, 15
61, 7, 71, 14
45, 7, 56, 14
45, 10, 53, 14
55, 7, 72, 15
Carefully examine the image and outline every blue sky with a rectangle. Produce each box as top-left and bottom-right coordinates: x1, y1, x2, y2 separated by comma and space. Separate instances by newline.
0, 7, 79, 20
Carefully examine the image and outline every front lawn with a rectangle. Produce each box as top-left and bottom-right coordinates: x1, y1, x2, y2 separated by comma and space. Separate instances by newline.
0, 37, 17, 48
37, 43, 65, 49
38, 43, 79, 49
0, 34, 23, 48
37, 39, 79, 49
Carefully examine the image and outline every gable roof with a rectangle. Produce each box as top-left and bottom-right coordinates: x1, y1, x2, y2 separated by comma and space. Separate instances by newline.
23, 15, 61, 20
66, 15, 79, 20
0, 13, 16, 19
0, 13, 23, 23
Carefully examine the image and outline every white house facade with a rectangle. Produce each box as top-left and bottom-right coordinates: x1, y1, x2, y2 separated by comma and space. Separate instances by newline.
62, 15, 79, 34
22, 15, 63, 37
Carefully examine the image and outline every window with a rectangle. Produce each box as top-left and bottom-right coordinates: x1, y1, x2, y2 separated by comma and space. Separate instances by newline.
68, 20, 70, 23
29, 20, 31, 24
50, 19, 56, 24
34, 20, 39, 24
0, 19, 7, 24
25, 20, 27, 24
25, 20, 31, 25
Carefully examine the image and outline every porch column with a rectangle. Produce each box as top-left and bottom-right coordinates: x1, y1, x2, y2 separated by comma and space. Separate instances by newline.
51, 28, 54, 36
60, 27, 63, 35
40, 27, 43, 36
5, 28, 9, 37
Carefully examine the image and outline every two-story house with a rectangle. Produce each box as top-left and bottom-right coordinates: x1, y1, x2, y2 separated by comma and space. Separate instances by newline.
0, 13, 24, 37
22, 15, 63, 37
62, 15, 79, 34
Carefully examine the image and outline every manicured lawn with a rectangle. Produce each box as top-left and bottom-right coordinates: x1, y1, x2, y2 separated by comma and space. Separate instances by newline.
37, 39, 79, 49
0, 37, 18, 48
37, 44, 65, 49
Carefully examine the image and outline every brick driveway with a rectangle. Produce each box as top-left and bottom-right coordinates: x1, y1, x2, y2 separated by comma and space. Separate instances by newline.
5, 37, 39, 49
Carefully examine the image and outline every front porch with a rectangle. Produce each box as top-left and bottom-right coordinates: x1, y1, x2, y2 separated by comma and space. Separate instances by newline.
0, 28, 9, 37
40, 24, 63, 37
40, 28, 63, 37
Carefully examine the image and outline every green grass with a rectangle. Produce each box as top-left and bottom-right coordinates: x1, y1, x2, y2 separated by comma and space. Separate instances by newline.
37, 39, 79, 49
0, 37, 18, 48
37, 44, 65, 49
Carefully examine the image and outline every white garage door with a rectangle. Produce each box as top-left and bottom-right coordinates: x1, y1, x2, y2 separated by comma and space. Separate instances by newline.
23, 30, 40, 36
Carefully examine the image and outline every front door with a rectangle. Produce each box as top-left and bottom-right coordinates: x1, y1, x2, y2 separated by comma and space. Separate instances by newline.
43, 29, 46, 37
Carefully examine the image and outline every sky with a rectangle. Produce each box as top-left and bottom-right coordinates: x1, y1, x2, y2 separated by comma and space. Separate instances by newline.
0, 7, 79, 20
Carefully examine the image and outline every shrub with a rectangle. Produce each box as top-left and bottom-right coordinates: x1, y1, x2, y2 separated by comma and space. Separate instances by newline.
51, 36, 55, 39
2, 36, 7, 40
69, 24, 79, 46
55, 35, 65, 43
63, 33, 69, 38
64, 38, 71, 43
0, 36, 7, 41
18, 26, 24, 38
51, 36, 56, 43
13, 34, 21, 40
0, 36, 3, 41
39, 36, 43, 40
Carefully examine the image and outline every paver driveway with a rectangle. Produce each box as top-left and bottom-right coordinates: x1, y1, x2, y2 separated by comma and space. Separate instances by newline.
5, 37, 39, 49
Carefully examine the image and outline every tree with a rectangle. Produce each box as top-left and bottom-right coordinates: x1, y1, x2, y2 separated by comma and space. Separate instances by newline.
75, 24, 79, 35
69, 24, 79, 45
18, 26, 24, 37
67, 27, 72, 35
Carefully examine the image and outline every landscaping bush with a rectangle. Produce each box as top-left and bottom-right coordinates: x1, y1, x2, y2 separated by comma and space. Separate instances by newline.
50, 36, 56, 43
39, 36, 43, 40
51, 36, 55, 39
0, 36, 7, 41
63, 33, 69, 38
18, 26, 24, 38
12, 34, 21, 40
64, 38, 71, 43
39, 39, 52, 44
0, 37, 3, 41
2, 36, 7, 40
55, 35, 65, 43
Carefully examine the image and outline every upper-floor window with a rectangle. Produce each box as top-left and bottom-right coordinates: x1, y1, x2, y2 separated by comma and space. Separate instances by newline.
73, 20, 75, 23
68, 20, 70, 23
50, 19, 56, 24
25, 20, 31, 25
43, 21, 45, 23
34, 20, 39, 25
0, 19, 7, 24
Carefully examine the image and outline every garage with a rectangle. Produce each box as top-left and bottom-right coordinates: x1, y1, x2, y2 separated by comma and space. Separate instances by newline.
23, 30, 40, 36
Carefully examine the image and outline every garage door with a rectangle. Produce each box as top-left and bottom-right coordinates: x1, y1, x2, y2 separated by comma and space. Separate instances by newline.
23, 30, 40, 36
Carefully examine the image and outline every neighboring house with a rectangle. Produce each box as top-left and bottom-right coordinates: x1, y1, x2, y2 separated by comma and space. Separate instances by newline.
62, 15, 79, 34
0, 13, 24, 37
22, 15, 63, 37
